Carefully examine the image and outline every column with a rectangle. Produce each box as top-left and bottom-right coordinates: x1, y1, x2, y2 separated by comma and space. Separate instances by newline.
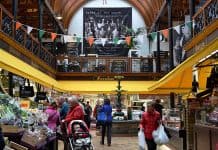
12, 0, 18, 38
8, 72, 13, 97
189, 0, 195, 37
156, 23, 161, 73
38, 0, 43, 42
167, 0, 174, 70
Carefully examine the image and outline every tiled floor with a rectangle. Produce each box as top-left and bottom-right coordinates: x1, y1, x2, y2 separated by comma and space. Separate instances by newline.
58, 129, 173, 150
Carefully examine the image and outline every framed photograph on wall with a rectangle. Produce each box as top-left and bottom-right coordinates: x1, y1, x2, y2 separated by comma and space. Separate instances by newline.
83, 7, 132, 56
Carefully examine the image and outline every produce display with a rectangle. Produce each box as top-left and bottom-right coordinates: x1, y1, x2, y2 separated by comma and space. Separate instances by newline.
0, 93, 28, 125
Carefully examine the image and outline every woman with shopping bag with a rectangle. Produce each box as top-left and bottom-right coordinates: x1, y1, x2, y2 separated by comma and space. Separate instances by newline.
139, 102, 160, 150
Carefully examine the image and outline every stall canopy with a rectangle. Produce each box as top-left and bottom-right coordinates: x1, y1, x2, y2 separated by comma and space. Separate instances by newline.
0, 39, 217, 94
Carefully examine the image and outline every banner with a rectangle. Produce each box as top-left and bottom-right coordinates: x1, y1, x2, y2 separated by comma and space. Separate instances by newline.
83, 7, 132, 56
173, 22, 192, 66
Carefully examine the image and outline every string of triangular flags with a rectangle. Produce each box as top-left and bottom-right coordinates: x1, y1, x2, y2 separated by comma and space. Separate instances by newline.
13, 19, 194, 47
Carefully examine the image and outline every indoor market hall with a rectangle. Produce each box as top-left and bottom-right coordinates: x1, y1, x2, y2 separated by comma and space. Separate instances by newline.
0, 0, 217, 150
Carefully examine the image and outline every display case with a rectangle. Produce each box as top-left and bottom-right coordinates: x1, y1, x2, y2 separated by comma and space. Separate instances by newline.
163, 108, 181, 130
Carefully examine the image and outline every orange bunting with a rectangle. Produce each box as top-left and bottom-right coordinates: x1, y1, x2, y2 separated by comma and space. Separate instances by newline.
161, 29, 169, 39
51, 33, 57, 41
88, 36, 94, 46
125, 36, 131, 46
15, 22, 22, 30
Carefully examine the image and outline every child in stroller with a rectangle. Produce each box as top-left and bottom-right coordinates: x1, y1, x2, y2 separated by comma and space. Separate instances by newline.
66, 120, 94, 150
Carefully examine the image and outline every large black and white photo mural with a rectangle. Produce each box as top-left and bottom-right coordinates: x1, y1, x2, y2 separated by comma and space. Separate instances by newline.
83, 7, 132, 56
173, 22, 192, 66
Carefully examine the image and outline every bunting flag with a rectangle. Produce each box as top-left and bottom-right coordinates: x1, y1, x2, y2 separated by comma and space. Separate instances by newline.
51, 32, 57, 41
76, 37, 81, 43
192, 21, 196, 28
15, 22, 22, 30
27, 26, 33, 34
113, 37, 119, 44
87, 36, 94, 46
150, 32, 157, 41
72, 36, 77, 42
8, 19, 195, 44
161, 29, 169, 39
186, 22, 192, 29
101, 38, 107, 46
39, 30, 45, 39
125, 36, 131, 46
174, 25, 180, 34
63, 35, 70, 43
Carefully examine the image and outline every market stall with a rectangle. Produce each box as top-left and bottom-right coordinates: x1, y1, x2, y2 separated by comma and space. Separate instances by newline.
0, 93, 57, 150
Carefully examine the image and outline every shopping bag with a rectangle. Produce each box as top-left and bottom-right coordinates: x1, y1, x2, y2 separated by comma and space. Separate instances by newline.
138, 129, 146, 150
152, 124, 169, 144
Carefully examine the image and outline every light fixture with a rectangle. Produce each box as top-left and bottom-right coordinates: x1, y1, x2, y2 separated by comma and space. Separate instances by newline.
56, 14, 62, 20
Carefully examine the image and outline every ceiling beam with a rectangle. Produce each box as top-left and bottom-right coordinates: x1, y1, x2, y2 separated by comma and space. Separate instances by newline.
149, 0, 167, 32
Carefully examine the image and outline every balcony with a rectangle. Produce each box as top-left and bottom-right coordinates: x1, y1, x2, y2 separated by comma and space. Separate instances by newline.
56, 55, 167, 80
0, 4, 56, 77
185, 0, 218, 57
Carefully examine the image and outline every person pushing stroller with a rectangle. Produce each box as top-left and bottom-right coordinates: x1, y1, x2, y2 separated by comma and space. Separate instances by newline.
61, 96, 85, 149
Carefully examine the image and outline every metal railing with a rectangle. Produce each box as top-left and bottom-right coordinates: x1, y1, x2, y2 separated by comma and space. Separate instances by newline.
56, 55, 169, 73
0, 4, 56, 70
193, 0, 217, 36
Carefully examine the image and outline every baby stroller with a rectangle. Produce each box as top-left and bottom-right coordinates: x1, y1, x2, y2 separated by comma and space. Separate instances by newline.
66, 120, 94, 150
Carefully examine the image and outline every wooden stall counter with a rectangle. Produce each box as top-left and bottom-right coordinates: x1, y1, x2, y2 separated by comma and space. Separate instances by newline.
165, 126, 184, 150
2, 125, 25, 144
96, 120, 140, 137
194, 124, 218, 150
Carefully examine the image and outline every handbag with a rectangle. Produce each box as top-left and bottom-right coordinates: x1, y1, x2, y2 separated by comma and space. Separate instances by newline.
19, 79, 34, 98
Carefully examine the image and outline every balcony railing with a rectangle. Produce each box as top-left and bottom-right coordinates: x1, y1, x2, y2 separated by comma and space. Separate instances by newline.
193, 0, 217, 36
0, 4, 56, 70
0, 3, 169, 77
56, 55, 169, 74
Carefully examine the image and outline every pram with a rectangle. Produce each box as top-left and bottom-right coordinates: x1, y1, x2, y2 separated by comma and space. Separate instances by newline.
66, 120, 94, 150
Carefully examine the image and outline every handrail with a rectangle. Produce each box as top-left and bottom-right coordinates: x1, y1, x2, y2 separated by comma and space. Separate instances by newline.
193, 0, 212, 19
56, 56, 168, 74
193, 0, 217, 35
0, 3, 56, 69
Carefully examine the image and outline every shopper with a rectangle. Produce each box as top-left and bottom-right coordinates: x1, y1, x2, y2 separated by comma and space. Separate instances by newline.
62, 96, 85, 150
154, 99, 164, 118
100, 98, 112, 146
139, 105, 145, 119
62, 96, 84, 124
84, 101, 92, 129
93, 100, 101, 129
57, 97, 69, 120
0, 125, 5, 150
45, 102, 60, 131
140, 102, 160, 150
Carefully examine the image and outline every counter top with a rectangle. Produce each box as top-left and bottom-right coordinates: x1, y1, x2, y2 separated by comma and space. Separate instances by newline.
194, 123, 218, 130
112, 120, 140, 123
165, 126, 180, 132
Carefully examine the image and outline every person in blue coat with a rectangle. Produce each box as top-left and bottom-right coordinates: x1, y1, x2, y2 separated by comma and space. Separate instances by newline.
100, 98, 112, 146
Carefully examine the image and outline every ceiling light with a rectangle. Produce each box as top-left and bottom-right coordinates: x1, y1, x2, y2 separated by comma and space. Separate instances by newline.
56, 14, 62, 20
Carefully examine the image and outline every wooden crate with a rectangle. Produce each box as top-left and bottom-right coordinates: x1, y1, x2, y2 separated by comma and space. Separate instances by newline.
1, 125, 24, 134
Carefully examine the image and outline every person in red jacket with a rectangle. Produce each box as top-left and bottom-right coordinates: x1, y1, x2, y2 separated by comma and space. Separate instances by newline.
63, 96, 84, 123
62, 96, 84, 134
61, 96, 84, 150
139, 102, 160, 150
